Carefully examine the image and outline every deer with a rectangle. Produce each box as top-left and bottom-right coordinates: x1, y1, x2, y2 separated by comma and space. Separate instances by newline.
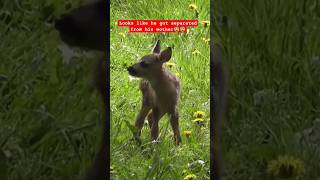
54, 0, 108, 179
127, 40, 182, 145
54, 0, 228, 179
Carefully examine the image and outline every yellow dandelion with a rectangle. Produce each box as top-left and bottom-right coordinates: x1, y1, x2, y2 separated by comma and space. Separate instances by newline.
192, 49, 201, 56
188, 4, 197, 11
201, 20, 210, 28
194, 111, 205, 118
192, 118, 204, 122
184, 174, 197, 180
267, 155, 305, 179
165, 62, 176, 68
183, 131, 192, 138
192, 118, 205, 126
193, 118, 205, 124
202, 38, 210, 45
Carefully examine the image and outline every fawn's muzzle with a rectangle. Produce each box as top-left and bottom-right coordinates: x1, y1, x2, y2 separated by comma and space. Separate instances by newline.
127, 66, 137, 76
54, 16, 82, 46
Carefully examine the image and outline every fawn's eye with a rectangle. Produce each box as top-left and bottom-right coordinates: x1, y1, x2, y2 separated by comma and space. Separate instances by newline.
140, 61, 148, 68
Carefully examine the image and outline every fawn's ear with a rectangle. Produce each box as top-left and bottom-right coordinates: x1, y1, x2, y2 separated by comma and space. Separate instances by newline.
159, 47, 172, 62
153, 40, 161, 54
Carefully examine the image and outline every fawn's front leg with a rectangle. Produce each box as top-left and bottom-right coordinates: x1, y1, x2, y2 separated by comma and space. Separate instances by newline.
146, 111, 153, 129
150, 107, 165, 141
134, 105, 151, 138
169, 109, 181, 145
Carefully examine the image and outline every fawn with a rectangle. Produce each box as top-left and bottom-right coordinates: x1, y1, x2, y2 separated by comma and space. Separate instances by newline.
54, 0, 228, 179
54, 0, 108, 180
127, 40, 182, 145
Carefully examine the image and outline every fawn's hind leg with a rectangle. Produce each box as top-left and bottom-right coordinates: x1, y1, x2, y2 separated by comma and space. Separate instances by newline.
168, 109, 181, 145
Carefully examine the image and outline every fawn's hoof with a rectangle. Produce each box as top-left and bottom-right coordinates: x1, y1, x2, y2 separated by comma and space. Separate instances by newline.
175, 136, 182, 145
151, 139, 161, 144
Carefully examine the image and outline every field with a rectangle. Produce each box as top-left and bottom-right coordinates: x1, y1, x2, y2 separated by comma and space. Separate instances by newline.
0, 0, 210, 179
1, 0, 104, 179
110, 0, 210, 179
2, 0, 318, 179
215, 0, 320, 179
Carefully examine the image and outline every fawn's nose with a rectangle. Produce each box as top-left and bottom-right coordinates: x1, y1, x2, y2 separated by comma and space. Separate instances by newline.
127, 66, 137, 76
54, 16, 77, 35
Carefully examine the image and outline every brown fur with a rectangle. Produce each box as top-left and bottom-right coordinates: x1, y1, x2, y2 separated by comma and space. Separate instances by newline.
127, 40, 182, 144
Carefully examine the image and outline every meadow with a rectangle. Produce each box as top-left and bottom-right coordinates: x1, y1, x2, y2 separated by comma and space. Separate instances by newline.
2, 0, 317, 179
1, 0, 105, 179
214, 0, 320, 179
0, 0, 210, 179
110, 0, 210, 179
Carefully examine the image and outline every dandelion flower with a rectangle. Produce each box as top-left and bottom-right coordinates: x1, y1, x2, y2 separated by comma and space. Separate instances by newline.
192, 118, 204, 122
194, 111, 205, 118
183, 131, 192, 138
267, 155, 305, 179
188, 4, 197, 11
192, 118, 205, 126
184, 174, 197, 180
192, 49, 201, 56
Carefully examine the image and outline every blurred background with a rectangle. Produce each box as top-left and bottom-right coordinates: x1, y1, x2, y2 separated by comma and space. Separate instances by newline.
214, 0, 320, 179
0, 0, 104, 179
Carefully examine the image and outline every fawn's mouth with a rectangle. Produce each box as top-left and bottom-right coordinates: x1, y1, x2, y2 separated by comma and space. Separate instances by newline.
127, 66, 138, 76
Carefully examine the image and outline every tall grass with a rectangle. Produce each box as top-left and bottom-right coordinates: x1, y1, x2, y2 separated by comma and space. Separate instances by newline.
1, 0, 105, 179
214, 0, 320, 179
111, 0, 210, 179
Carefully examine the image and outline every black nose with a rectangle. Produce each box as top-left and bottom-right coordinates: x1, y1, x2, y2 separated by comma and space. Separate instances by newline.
54, 16, 76, 33
127, 66, 137, 75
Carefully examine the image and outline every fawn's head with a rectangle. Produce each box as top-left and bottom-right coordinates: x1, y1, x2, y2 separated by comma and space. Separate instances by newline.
54, 0, 107, 51
127, 40, 172, 80
54, 0, 107, 102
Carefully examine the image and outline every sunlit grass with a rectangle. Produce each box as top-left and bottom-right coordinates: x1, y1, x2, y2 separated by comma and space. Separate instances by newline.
110, 0, 210, 179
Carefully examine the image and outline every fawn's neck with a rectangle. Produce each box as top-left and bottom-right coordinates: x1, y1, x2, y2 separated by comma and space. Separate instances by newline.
148, 68, 178, 97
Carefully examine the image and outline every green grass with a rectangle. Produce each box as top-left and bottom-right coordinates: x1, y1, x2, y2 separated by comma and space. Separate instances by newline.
214, 0, 320, 179
110, 0, 210, 179
4, 0, 317, 179
0, 0, 105, 179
